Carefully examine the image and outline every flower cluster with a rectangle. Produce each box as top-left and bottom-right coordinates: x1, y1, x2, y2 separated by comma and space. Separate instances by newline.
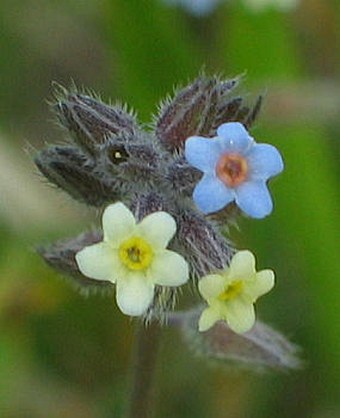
36, 75, 284, 338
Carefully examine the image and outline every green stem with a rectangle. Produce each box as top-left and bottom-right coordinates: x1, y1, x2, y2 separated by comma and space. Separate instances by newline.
126, 321, 162, 418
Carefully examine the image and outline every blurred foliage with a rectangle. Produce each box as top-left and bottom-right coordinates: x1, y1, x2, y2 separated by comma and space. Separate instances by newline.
0, 0, 339, 417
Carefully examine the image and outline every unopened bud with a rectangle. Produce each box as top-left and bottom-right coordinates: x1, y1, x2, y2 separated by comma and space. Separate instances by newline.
166, 155, 201, 196
178, 308, 301, 371
156, 77, 219, 151
34, 146, 119, 206
175, 208, 234, 278
38, 230, 114, 295
52, 83, 138, 154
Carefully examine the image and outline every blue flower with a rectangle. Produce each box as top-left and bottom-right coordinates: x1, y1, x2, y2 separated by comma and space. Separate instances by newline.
184, 122, 284, 218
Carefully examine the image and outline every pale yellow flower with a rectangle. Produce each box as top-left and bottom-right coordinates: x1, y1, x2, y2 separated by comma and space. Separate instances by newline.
198, 250, 274, 333
75, 202, 189, 316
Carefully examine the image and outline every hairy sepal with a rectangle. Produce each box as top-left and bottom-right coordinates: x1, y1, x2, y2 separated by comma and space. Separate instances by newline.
34, 146, 120, 206
38, 230, 114, 295
176, 308, 301, 371
155, 76, 238, 151
175, 208, 234, 279
52, 83, 138, 155
155, 75, 263, 152
165, 155, 202, 196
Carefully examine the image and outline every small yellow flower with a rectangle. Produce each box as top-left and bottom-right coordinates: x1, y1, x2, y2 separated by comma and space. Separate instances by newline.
75, 202, 189, 316
198, 250, 274, 334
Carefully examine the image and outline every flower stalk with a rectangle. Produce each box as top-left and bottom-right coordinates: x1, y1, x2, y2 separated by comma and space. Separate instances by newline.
126, 321, 162, 418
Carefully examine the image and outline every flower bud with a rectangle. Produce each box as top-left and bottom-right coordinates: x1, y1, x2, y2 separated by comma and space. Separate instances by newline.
52, 83, 138, 154
34, 145, 120, 206
38, 231, 114, 295
130, 191, 169, 221
178, 308, 301, 371
155, 77, 219, 151
165, 155, 201, 196
175, 208, 234, 278
155, 75, 260, 152
214, 96, 243, 128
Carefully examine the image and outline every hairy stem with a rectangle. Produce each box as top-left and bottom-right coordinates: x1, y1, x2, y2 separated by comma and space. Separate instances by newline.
126, 321, 162, 418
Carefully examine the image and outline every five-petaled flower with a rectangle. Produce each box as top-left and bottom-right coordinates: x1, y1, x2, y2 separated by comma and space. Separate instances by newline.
75, 202, 189, 316
184, 122, 284, 218
198, 250, 275, 334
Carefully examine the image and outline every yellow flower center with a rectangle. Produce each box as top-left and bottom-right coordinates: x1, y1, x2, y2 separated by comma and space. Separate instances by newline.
118, 236, 154, 271
216, 153, 248, 187
218, 280, 244, 302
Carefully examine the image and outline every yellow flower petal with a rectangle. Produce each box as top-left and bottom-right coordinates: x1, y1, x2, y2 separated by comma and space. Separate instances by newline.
225, 298, 255, 333
102, 202, 136, 244
198, 306, 221, 332
245, 269, 275, 301
137, 211, 176, 249
148, 250, 189, 286
75, 242, 119, 282
116, 272, 154, 316
198, 274, 226, 300
229, 250, 256, 280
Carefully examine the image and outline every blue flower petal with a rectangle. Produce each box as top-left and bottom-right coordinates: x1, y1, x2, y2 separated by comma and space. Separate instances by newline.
247, 143, 284, 180
185, 136, 221, 172
193, 174, 235, 214
217, 122, 253, 153
235, 181, 273, 218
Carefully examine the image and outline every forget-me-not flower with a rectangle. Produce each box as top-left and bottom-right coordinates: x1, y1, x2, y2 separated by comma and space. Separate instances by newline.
75, 202, 189, 316
184, 122, 284, 218
198, 250, 275, 334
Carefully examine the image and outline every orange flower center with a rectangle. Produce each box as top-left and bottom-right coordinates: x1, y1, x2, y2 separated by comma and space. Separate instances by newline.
216, 153, 248, 187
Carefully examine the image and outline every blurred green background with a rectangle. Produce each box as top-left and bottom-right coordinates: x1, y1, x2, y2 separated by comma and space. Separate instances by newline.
0, 0, 339, 417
